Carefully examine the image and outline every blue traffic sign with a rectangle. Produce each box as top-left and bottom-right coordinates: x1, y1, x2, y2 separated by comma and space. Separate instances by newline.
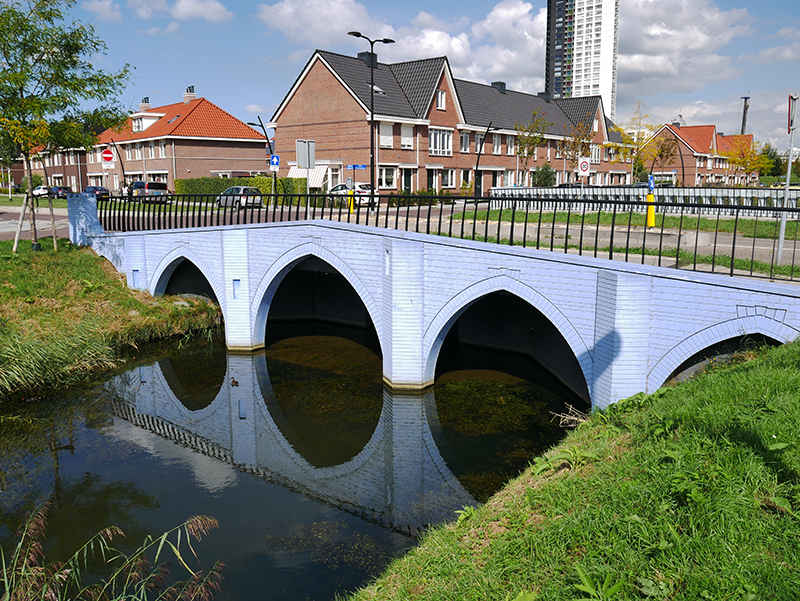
346, 164, 367, 170
648, 174, 655, 192
270, 155, 279, 166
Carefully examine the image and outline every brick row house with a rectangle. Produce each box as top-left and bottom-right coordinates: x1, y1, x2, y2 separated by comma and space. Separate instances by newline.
31, 88, 268, 193
644, 123, 756, 187
270, 50, 629, 195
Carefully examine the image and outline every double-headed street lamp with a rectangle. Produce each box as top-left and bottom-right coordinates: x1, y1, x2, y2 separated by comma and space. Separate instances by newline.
348, 31, 394, 208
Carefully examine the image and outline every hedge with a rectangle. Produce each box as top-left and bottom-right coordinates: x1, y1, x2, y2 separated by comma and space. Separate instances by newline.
174, 176, 307, 196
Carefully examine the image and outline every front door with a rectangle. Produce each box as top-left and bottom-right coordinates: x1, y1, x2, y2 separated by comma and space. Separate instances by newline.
475, 170, 483, 197
402, 168, 413, 193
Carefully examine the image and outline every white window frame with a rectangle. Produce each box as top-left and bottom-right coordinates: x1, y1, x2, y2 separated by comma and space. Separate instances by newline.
442, 169, 456, 188
460, 131, 470, 153
401, 125, 413, 150
506, 135, 515, 156
493, 134, 501, 155
125, 146, 132, 161
148, 141, 155, 159
429, 128, 453, 157
159, 140, 167, 158
475, 133, 485, 155
436, 90, 446, 110
380, 122, 393, 149
378, 166, 396, 189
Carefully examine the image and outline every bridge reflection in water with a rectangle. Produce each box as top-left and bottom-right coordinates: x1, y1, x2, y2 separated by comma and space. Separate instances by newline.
107, 338, 476, 534
106, 333, 577, 533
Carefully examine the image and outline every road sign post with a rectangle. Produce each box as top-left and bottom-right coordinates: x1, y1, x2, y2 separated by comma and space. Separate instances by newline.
101, 148, 115, 170
777, 94, 798, 265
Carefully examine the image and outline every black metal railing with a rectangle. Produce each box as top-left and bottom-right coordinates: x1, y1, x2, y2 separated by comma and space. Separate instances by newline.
96, 192, 800, 282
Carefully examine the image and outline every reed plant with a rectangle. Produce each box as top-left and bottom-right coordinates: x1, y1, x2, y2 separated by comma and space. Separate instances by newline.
1, 504, 223, 600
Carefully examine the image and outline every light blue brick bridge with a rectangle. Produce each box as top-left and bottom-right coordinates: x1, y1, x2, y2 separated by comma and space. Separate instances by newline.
69, 196, 800, 409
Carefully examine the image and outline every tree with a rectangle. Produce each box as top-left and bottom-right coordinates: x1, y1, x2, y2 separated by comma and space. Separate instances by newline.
515, 109, 552, 185
722, 138, 772, 184
761, 142, 783, 177
530, 162, 557, 187
556, 114, 594, 182
645, 134, 678, 176
605, 101, 656, 182
0, 0, 131, 252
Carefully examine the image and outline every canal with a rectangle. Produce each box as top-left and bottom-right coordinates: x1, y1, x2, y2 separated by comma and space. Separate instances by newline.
1, 258, 590, 600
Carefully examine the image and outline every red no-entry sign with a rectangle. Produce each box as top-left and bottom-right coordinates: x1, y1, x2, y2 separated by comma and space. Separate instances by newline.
101, 148, 114, 162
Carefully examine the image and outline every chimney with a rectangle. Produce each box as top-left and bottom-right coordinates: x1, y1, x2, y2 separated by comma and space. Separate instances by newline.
357, 51, 377, 68
491, 81, 507, 94
537, 92, 551, 102
139, 97, 151, 112
183, 85, 196, 104
671, 121, 681, 128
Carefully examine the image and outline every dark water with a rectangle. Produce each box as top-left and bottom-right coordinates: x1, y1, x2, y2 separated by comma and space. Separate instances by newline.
0, 333, 582, 600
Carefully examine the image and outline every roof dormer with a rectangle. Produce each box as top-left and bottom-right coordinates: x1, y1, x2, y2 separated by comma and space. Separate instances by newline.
130, 110, 166, 133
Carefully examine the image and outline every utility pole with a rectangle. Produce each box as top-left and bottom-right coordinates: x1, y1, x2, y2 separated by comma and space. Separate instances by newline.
776, 93, 798, 266
740, 96, 750, 135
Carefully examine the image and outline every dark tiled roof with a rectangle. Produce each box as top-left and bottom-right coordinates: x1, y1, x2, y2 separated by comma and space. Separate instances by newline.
317, 50, 417, 119
290, 51, 623, 141
554, 96, 601, 129
390, 57, 448, 118
605, 117, 624, 144
454, 79, 573, 135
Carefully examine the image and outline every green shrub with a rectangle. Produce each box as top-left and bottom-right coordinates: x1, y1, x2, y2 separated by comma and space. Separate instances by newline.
173, 176, 306, 196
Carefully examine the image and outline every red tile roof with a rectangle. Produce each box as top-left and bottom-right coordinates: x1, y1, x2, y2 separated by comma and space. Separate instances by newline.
97, 97, 265, 143
668, 125, 717, 155
716, 133, 753, 155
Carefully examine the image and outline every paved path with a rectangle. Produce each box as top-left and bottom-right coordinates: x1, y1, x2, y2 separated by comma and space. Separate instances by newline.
0, 206, 70, 242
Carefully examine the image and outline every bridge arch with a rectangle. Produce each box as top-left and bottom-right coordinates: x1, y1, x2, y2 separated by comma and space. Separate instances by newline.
647, 315, 800, 391
150, 247, 225, 309
250, 242, 385, 353
421, 274, 593, 393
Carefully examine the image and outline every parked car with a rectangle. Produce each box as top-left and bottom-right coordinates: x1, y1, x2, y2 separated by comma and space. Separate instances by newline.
49, 185, 73, 199
84, 185, 110, 199
329, 182, 374, 206
216, 186, 263, 208
32, 185, 49, 197
131, 181, 169, 199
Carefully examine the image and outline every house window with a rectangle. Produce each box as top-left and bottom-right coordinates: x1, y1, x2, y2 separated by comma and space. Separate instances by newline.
442, 169, 455, 188
134, 143, 142, 159
159, 140, 167, 158
378, 167, 395, 188
148, 141, 155, 159
493, 134, 501, 155
461, 169, 471, 187
429, 128, 452, 156
88, 150, 94, 164
401, 125, 413, 150
460, 131, 470, 153
591, 144, 601, 163
506, 135, 515, 156
132, 118, 143, 132
475, 133, 485, 155
380, 123, 393, 149
436, 90, 446, 110
503, 170, 515, 186
125, 146, 132, 161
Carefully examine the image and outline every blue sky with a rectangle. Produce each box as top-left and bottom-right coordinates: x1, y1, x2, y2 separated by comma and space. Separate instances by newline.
79, 0, 800, 149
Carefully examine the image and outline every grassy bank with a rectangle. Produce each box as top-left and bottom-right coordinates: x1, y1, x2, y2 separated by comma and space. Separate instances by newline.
349, 342, 800, 600
0, 238, 221, 398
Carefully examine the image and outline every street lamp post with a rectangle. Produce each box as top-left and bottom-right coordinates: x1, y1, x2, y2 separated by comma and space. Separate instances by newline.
247, 117, 277, 204
348, 31, 394, 209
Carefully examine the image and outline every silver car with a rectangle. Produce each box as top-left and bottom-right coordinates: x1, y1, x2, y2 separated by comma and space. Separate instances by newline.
216, 186, 263, 208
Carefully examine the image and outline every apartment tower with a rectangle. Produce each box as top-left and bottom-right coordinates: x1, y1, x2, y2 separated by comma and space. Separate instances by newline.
544, 0, 620, 120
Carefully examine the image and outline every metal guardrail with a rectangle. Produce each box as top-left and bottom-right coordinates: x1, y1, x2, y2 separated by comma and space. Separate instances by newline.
96, 191, 800, 282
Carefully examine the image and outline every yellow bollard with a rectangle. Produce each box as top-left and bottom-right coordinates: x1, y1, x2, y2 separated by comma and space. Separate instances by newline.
646, 192, 655, 228
348, 190, 354, 213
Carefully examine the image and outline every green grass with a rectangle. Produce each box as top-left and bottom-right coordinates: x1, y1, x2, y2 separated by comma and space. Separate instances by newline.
454, 209, 800, 241
0, 237, 221, 399
347, 341, 800, 600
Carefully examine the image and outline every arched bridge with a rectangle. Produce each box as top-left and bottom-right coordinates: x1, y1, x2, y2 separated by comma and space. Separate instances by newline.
69, 196, 800, 408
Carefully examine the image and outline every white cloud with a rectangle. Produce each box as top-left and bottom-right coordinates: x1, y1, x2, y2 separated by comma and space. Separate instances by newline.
745, 42, 800, 64
128, 0, 169, 19
171, 0, 233, 22
245, 104, 267, 114
256, 0, 388, 46
82, 0, 122, 21
138, 20, 179, 34
616, 0, 752, 109
776, 27, 800, 40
